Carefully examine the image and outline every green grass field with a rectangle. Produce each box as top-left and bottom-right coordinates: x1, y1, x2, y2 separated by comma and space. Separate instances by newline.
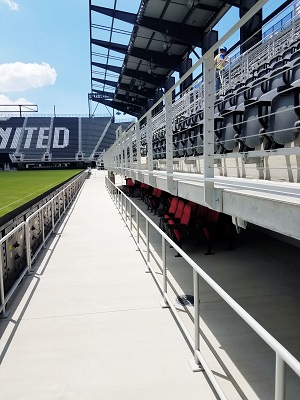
0, 169, 83, 217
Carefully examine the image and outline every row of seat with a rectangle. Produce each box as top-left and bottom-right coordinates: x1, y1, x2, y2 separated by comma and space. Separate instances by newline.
123, 179, 236, 255
126, 27, 300, 161
146, 49, 300, 159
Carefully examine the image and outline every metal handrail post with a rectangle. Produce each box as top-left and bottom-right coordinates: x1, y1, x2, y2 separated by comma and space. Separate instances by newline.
0, 251, 7, 318
136, 210, 140, 244
125, 197, 128, 222
275, 354, 286, 400
130, 202, 132, 231
51, 200, 55, 234
193, 269, 201, 367
161, 237, 168, 306
41, 210, 45, 247
203, 55, 215, 208
26, 221, 32, 274
146, 219, 150, 270
58, 195, 61, 220
63, 188, 66, 213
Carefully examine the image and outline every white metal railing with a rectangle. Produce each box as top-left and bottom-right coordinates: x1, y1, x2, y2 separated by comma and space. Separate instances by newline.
105, 175, 300, 400
104, 0, 300, 198
0, 171, 87, 318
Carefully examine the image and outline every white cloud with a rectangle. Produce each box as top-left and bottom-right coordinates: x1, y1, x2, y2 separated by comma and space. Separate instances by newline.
0, 94, 36, 113
0, 62, 57, 92
1, 0, 19, 11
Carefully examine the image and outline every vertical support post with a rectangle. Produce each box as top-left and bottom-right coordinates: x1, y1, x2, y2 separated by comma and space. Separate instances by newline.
130, 202, 132, 231
51, 201, 55, 233
188, 269, 203, 371
193, 269, 200, 366
26, 221, 32, 274
42, 210, 45, 247
58, 195, 61, 220
160, 237, 169, 308
129, 129, 133, 174
125, 197, 128, 223
165, 93, 175, 194
136, 122, 142, 182
136, 210, 140, 244
203, 55, 215, 208
275, 354, 286, 400
63, 188, 66, 213
146, 113, 154, 187
0, 247, 8, 318
145, 219, 150, 271
124, 132, 129, 174
122, 134, 126, 177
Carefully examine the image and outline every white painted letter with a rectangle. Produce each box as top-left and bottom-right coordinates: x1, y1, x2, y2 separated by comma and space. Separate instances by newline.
53, 127, 69, 148
10, 127, 22, 149
36, 127, 50, 148
0, 127, 12, 149
24, 127, 37, 148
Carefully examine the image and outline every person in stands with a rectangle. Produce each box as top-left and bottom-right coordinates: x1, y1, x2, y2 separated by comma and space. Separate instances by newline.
214, 46, 229, 94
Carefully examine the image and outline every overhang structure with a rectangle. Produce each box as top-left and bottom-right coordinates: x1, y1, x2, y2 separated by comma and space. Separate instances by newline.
89, 0, 246, 118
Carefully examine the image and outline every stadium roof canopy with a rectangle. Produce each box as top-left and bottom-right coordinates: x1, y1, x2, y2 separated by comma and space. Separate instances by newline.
88, 0, 250, 118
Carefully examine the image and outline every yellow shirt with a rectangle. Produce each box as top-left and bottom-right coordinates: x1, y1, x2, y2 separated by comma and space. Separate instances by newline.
214, 53, 226, 70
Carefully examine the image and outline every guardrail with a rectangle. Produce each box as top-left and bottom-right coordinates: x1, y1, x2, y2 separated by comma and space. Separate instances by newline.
105, 175, 300, 400
0, 171, 87, 319
103, 0, 300, 206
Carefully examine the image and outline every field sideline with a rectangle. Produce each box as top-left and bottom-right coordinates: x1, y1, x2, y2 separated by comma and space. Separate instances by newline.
0, 169, 83, 218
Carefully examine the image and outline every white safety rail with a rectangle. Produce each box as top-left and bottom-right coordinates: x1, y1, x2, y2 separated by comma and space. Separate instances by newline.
105, 175, 300, 400
0, 171, 87, 319
104, 0, 300, 202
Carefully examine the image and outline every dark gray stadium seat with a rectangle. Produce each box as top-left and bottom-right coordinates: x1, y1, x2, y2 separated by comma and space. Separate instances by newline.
238, 76, 269, 150
193, 124, 203, 155
265, 60, 300, 147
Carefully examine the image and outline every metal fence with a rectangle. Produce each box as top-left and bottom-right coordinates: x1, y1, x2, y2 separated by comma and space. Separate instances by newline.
0, 171, 88, 319
105, 175, 300, 400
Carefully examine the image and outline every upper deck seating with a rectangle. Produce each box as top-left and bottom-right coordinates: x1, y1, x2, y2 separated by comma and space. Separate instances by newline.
265, 52, 300, 147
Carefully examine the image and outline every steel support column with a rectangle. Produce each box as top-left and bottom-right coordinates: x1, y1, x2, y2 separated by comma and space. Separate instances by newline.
165, 93, 175, 194
203, 55, 215, 208
146, 113, 154, 187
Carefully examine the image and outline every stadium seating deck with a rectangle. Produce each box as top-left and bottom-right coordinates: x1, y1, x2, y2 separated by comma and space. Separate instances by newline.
0, 117, 132, 167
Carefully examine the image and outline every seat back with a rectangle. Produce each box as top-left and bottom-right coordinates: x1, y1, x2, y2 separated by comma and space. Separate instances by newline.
180, 204, 192, 226
196, 204, 209, 221
206, 209, 220, 223
168, 197, 179, 214
174, 200, 185, 220
126, 178, 134, 187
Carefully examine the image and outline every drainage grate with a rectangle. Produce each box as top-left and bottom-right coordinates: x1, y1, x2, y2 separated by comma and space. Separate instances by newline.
176, 295, 194, 306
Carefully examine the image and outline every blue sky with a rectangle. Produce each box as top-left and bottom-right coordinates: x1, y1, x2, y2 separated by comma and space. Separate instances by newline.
0, 0, 292, 117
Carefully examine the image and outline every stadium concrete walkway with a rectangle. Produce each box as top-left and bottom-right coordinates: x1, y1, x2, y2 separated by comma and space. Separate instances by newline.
0, 170, 220, 400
